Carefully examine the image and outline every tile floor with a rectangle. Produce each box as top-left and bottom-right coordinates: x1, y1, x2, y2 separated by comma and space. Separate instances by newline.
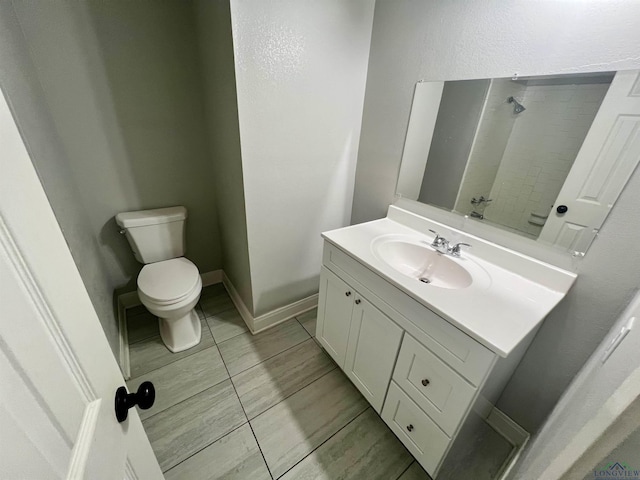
126, 284, 511, 480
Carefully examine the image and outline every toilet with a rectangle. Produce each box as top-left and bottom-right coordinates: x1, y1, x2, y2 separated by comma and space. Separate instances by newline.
115, 206, 202, 353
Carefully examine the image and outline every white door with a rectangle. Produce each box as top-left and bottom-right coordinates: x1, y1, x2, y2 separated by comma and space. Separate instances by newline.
344, 296, 403, 413
539, 69, 640, 253
0, 90, 163, 479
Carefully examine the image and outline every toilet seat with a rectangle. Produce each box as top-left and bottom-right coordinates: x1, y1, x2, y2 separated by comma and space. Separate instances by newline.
137, 257, 200, 305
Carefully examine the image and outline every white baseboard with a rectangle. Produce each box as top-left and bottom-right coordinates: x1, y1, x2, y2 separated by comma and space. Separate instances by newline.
222, 273, 255, 330
117, 291, 139, 380
487, 408, 530, 480
116, 269, 317, 376
253, 294, 318, 333
200, 269, 223, 287
222, 272, 318, 334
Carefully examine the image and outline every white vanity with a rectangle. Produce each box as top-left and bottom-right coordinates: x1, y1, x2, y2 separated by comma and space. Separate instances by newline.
316, 206, 576, 478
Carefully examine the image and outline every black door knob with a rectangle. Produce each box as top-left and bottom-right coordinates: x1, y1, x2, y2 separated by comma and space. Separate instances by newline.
115, 381, 155, 423
556, 205, 568, 214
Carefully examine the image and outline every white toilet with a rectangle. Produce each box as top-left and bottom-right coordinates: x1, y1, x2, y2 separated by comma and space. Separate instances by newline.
115, 206, 202, 353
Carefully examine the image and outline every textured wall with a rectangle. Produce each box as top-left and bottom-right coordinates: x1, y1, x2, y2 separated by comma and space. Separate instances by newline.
195, 0, 254, 311
354, 0, 640, 434
230, 0, 375, 316
0, 2, 122, 355
509, 290, 640, 479
353, 0, 640, 224
3, 0, 222, 355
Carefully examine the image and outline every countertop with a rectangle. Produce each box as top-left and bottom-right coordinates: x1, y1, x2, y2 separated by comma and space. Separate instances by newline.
322, 217, 577, 357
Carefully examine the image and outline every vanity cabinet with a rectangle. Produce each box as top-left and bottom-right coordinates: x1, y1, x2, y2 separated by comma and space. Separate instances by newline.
316, 241, 502, 478
317, 267, 403, 412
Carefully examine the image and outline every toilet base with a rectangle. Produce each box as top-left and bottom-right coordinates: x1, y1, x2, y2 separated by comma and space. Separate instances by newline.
158, 309, 201, 353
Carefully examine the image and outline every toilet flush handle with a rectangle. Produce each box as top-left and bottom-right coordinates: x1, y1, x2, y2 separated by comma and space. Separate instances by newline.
119, 229, 126, 235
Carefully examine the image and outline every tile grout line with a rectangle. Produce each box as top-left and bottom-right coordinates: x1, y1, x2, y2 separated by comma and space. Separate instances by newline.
155, 339, 254, 476
128, 299, 236, 381
220, 329, 312, 378
161, 420, 252, 475
128, 337, 218, 381
245, 363, 338, 422
140, 357, 231, 422
214, 336, 275, 480
395, 461, 415, 480
272, 406, 372, 480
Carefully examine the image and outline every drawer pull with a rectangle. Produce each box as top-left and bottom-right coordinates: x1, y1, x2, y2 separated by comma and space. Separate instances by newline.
421, 379, 430, 387
406, 424, 414, 432
355, 299, 361, 305
345, 291, 352, 297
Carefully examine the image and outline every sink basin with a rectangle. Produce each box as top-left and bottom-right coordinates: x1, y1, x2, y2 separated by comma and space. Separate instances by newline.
371, 236, 473, 289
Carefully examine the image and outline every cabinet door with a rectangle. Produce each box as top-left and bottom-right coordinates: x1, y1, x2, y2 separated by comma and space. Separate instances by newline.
316, 267, 355, 367
344, 296, 403, 412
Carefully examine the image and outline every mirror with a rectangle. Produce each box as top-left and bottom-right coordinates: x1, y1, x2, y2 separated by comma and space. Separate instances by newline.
396, 70, 640, 255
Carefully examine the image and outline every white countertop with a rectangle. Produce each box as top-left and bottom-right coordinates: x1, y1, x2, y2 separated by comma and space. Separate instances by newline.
322, 216, 577, 357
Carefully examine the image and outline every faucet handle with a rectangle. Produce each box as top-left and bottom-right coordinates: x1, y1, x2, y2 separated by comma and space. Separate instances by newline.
449, 243, 471, 257
429, 229, 446, 246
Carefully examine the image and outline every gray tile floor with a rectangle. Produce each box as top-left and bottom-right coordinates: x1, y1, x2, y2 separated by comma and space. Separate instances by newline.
126, 284, 512, 479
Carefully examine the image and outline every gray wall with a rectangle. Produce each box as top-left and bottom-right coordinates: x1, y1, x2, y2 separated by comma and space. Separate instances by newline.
418, 79, 488, 209
0, 2, 122, 355
2, 0, 222, 355
195, 0, 254, 311
353, 0, 640, 433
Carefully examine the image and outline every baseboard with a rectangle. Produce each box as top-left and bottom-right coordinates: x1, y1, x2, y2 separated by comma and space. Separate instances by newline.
200, 269, 223, 287
116, 291, 139, 380
116, 270, 317, 376
253, 294, 318, 333
221, 273, 255, 330
222, 272, 318, 334
486, 408, 530, 480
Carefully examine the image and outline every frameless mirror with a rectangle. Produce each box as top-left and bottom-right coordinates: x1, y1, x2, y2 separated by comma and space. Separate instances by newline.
396, 70, 640, 255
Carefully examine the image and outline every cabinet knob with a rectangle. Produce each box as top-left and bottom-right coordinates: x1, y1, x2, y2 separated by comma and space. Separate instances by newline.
355, 299, 361, 305
345, 291, 351, 297
421, 379, 430, 387
406, 424, 414, 432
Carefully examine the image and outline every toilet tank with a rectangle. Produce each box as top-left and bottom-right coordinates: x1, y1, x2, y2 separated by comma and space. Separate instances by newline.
115, 206, 187, 264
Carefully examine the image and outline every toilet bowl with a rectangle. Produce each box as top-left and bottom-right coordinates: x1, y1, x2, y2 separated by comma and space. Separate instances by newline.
137, 257, 202, 353
116, 205, 203, 353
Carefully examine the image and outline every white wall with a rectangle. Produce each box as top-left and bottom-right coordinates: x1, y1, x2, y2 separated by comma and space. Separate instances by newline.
2, 0, 222, 354
353, 0, 640, 225
230, 0, 375, 315
353, 0, 640, 433
195, 0, 253, 310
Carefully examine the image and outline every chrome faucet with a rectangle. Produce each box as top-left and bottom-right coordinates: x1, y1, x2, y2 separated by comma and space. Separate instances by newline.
449, 242, 471, 257
429, 229, 449, 254
429, 230, 472, 257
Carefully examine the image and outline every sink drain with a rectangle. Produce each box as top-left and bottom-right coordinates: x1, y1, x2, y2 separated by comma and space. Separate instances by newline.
419, 277, 431, 284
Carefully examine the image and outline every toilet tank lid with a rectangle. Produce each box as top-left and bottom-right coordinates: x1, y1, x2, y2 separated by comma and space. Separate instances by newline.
115, 206, 187, 228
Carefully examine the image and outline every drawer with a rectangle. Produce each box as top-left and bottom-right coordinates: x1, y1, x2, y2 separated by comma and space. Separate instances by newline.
323, 242, 495, 385
381, 382, 450, 476
393, 334, 476, 436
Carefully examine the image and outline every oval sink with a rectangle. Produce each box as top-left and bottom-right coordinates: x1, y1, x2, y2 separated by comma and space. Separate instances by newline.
371, 237, 473, 290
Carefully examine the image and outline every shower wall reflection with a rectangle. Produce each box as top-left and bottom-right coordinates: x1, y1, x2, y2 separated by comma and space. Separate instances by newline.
415, 74, 612, 238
